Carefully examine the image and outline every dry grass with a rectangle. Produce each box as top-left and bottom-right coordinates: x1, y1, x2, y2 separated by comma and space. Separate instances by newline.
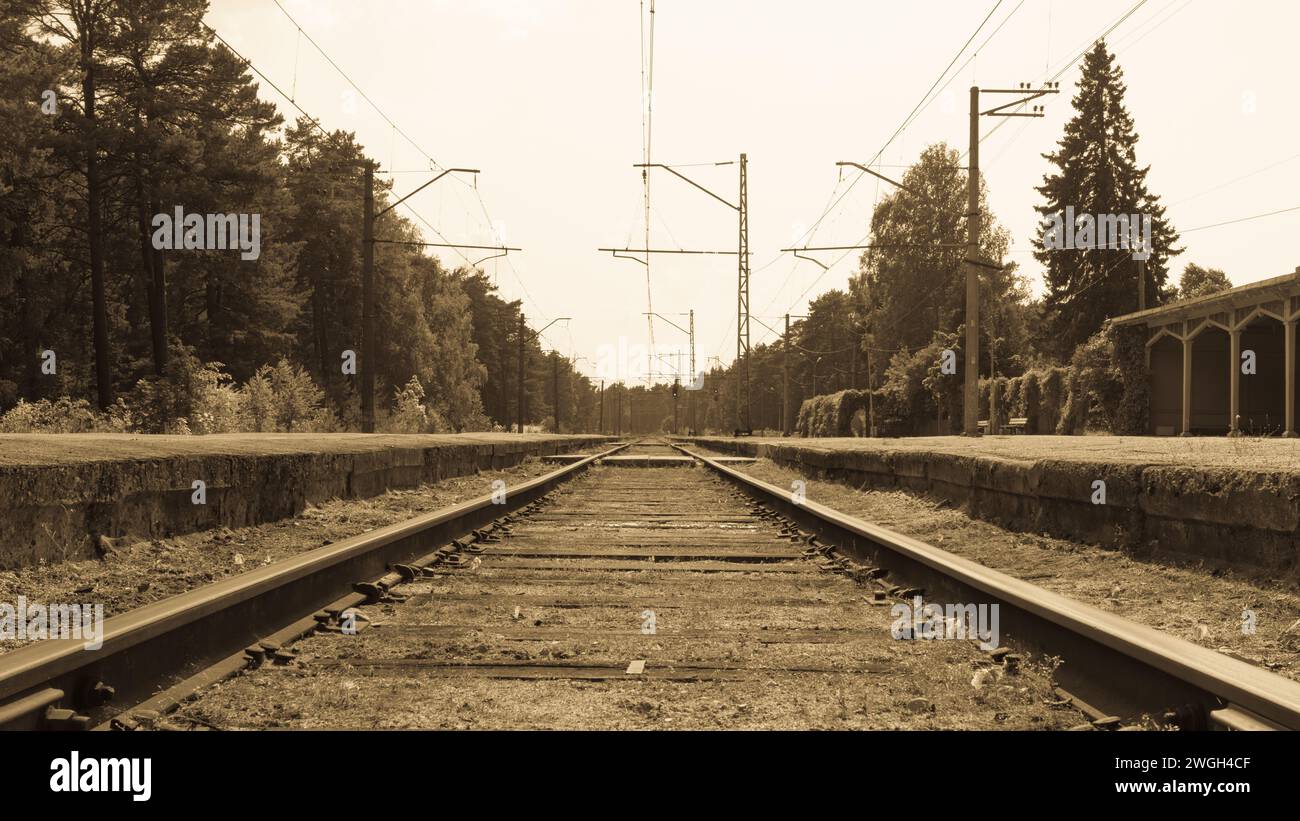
735, 459, 1300, 682
0, 458, 563, 653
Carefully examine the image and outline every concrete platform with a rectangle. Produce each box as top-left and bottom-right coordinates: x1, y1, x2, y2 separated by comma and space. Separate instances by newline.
0, 433, 611, 569
683, 435, 1300, 571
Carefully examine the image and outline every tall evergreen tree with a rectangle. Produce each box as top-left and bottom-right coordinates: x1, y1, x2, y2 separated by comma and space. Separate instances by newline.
1035, 40, 1180, 358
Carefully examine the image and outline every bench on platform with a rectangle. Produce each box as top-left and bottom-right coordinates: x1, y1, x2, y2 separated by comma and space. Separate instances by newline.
977, 417, 1029, 435
1003, 417, 1029, 434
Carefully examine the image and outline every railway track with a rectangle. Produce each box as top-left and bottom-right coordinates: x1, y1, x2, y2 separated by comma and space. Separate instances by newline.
2, 439, 1299, 730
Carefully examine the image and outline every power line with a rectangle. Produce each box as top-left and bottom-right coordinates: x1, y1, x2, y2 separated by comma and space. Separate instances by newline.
781, 0, 1012, 259
204, 16, 482, 269
269, 0, 443, 171
757, 0, 1014, 326
1181, 204, 1300, 234
265, 0, 551, 314
640, 0, 658, 382
1167, 151, 1300, 209
963, 0, 1150, 161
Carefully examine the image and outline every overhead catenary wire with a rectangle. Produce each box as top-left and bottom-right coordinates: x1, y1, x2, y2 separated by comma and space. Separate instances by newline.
202, 16, 485, 270
755, 0, 1017, 334
263, 0, 555, 320
961, 0, 1151, 162
779, 0, 1010, 261
761, 0, 1158, 358
270, 0, 443, 172
640, 0, 658, 383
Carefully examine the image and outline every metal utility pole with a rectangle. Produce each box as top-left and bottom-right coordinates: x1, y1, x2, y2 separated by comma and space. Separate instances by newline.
514, 314, 572, 433
672, 379, 680, 434
360, 164, 509, 433
1138, 258, 1147, 312
736, 153, 751, 435
599, 380, 605, 433
688, 309, 696, 434
962, 83, 1058, 435
782, 81, 1054, 437
964, 86, 982, 438
516, 312, 526, 434
603, 155, 750, 433
362, 162, 376, 432
553, 355, 561, 433
782, 314, 791, 435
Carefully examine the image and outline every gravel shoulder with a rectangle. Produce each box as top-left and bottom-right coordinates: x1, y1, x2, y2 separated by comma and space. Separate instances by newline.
0, 458, 565, 653
732, 458, 1300, 682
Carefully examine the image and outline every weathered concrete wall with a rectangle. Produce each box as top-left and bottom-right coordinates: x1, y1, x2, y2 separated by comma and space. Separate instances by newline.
0, 434, 609, 569
687, 437, 1300, 571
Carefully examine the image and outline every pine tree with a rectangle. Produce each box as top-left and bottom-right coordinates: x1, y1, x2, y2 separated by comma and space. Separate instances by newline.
1035, 40, 1180, 359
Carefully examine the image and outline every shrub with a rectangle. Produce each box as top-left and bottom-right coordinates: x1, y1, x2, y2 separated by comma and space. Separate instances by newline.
1039, 368, 1066, 434
1111, 324, 1150, 434
0, 397, 131, 433
795, 389, 871, 437
1060, 329, 1123, 433
240, 359, 334, 432
1021, 371, 1041, 432
385, 376, 429, 433
126, 343, 244, 434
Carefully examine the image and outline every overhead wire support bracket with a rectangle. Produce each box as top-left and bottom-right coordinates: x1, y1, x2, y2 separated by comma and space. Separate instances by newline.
471, 249, 511, 266
834, 162, 923, 197
791, 250, 829, 271
375, 167, 480, 219
599, 247, 741, 257
979, 83, 1060, 118
633, 163, 739, 211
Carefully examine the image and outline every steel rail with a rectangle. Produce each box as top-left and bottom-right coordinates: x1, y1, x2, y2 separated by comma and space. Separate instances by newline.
678, 445, 1300, 730
0, 442, 627, 731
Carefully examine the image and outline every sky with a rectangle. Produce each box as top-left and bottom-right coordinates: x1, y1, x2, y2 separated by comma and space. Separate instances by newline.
205, 0, 1300, 384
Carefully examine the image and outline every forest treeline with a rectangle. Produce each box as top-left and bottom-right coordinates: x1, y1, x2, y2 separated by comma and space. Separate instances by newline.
1, 5, 1224, 437
0, 0, 602, 434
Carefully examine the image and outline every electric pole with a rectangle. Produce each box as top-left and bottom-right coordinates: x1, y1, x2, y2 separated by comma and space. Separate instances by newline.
783, 83, 1054, 437
602, 154, 750, 433
963, 83, 1058, 435
362, 162, 376, 432
737, 153, 751, 435
672, 379, 679, 434
517, 312, 526, 434
514, 314, 571, 434
688, 309, 696, 434
964, 86, 982, 437
359, 164, 505, 433
1138, 258, 1147, 312
782, 313, 791, 435
553, 354, 561, 433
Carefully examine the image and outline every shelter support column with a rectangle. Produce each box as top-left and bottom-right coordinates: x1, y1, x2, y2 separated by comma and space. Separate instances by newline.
1180, 330, 1193, 437
1229, 328, 1241, 436
1285, 319, 1297, 438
